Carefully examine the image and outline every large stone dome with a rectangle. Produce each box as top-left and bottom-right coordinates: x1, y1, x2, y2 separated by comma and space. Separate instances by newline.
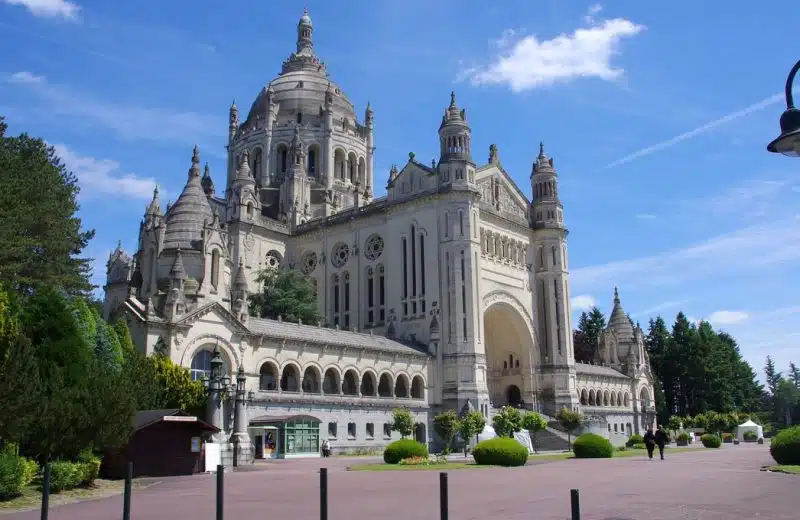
241, 9, 357, 130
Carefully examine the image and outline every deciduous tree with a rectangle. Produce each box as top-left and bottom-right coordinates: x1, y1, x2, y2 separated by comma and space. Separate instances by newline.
248, 268, 320, 325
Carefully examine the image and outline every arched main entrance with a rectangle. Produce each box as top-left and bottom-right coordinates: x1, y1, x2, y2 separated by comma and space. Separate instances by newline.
483, 300, 535, 408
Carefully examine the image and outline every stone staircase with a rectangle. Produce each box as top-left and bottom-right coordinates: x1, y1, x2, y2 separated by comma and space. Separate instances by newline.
487, 408, 571, 452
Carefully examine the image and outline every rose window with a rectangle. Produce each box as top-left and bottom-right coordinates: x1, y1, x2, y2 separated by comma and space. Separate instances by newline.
331, 243, 350, 268
364, 234, 384, 261
301, 251, 317, 275
265, 251, 282, 269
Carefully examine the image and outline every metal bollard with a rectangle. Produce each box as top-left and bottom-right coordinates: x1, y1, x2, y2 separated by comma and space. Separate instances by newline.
439, 472, 449, 520
320, 468, 328, 520
40, 463, 51, 520
123, 462, 133, 520
570, 489, 580, 520
216, 465, 224, 520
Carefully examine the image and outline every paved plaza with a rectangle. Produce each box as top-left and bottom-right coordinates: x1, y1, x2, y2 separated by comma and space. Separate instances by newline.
3, 445, 797, 520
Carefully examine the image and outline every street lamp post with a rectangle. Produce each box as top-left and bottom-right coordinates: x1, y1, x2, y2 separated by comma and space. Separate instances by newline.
767, 59, 800, 157
231, 365, 255, 467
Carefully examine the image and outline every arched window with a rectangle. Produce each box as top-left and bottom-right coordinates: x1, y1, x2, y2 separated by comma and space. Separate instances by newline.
252, 149, 263, 181
297, 112, 303, 124
259, 363, 278, 391
190, 349, 229, 381
308, 148, 316, 175
280, 147, 288, 173
210, 249, 220, 290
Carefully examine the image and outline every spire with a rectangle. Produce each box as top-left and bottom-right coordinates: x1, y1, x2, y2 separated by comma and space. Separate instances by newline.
234, 259, 248, 288
189, 145, 201, 178
163, 145, 215, 250
201, 163, 215, 196
146, 185, 161, 215
450, 91, 456, 108
170, 249, 186, 280
296, 7, 314, 54
608, 286, 634, 342
614, 286, 620, 304
237, 150, 252, 179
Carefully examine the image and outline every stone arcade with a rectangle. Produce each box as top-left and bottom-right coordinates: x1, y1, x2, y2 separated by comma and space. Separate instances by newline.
103, 9, 656, 460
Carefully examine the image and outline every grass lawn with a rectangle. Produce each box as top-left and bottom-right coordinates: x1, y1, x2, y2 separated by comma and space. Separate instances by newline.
761, 465, 800, 474
347, 447, 701, 471
0, 479, 151, 512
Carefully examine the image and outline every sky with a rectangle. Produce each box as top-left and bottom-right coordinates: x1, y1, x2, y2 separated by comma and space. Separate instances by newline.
1, 0, 798, 379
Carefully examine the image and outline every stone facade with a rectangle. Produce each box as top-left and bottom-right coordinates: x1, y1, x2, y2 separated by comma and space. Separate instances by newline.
103, 9, 656, 456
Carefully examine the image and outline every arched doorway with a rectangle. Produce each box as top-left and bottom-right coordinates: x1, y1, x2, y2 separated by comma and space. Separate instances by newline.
414, 423, 426, 444
482, 300, 535, 408
506, 385, 522, 407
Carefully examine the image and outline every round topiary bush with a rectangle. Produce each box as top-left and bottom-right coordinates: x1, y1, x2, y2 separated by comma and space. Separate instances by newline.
743, 431, 757, 442
383, 439, 428, 464
472, 437, 528, 467
770, 426, 800, 465
625, 434, 644, 448
573, 433, 613, 459
700, 434, 722, 448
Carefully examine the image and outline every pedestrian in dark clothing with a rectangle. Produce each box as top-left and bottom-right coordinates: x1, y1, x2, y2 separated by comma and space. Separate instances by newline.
654, 425, 667, 460
643, 428, 656, 460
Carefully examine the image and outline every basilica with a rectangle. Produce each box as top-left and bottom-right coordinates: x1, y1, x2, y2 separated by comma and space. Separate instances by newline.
103, 9, 656, 458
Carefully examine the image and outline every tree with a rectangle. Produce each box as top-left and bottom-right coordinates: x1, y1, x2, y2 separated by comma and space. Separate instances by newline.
457, 410, 486, 457
248, 268, 321, 325
0, 285, 40, 444
774, 379, 798, 427
15, 286, 135, 462
573, 307, 606, 363
113, 318, 136, 357
391, 408, 414, 439
667, 415, 682, 432
492, 406, 523, 438
789, 363, 800, 390
433, 410, 459, 454
556, 408, 583, 450
0, 120, 95, 296
765, 356, 781, 395
124, 345, 207, 416
521, 411, 548, 453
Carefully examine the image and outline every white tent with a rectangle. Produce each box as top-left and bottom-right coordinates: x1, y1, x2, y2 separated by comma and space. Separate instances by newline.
736, 419, 764, 441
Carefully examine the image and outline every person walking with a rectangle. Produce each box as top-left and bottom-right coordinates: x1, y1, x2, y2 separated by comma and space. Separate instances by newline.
643, 428, 656, 460
654, 425, 667, 460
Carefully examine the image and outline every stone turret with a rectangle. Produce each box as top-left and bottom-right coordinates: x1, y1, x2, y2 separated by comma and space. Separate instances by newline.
164, 249, 186, 321
437, 91, 475, 188
201, 163, 215, 197
231, 259, 248, 323
163, 146, 214, 252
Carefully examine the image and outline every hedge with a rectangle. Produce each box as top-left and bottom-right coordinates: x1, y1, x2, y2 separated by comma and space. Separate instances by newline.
472, 437, 528, 467
700, 434, 722, 448
770, 426, 800, 465
625, 434, 643, 448
383, 439, 428, 465
573, 433, 613, 459
50, 457, 102, 493
0, 452, 39, 500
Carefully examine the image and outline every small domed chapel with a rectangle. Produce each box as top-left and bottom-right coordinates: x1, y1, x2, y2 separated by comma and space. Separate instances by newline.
104, 9, 656, 459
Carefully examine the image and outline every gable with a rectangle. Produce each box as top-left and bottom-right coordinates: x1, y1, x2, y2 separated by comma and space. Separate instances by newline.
476, 165, 529, 222
387, 159, 438, 202
174, 301, 250, 335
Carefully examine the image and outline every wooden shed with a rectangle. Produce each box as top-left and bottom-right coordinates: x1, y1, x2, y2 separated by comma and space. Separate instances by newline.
101, 409, 220, 478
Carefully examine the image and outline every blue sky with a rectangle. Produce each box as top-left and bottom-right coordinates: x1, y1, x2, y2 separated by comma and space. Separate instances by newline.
1, 0, 798, 377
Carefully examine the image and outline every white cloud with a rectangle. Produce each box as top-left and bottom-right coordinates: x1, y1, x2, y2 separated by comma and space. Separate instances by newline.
459, 8, 644, 92
635, 213, 657, 220
4, 72, 224, 148
571, 294, 597, 311
52, 143, 162, 201
8, 71, 44, 84
584, 4, 603, 24
605, 92, 785, 168
4, 0, 80, 21
632, 299, 689, 318
706, 310, 749, 326
571, 216, 800, 292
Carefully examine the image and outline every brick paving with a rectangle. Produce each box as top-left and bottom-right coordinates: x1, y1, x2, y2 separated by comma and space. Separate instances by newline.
3, 444, 797, 520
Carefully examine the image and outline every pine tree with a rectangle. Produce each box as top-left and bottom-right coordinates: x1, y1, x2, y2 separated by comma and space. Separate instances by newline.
764, 356, 781, 395
0, 119, 95, 296
789, 363, 800, 389
573, 307, 606, 363
645, 317, 672, 415
248, 268, 320, 325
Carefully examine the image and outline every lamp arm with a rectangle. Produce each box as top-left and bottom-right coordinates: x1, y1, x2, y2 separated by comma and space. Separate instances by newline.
785, 59, 800, 109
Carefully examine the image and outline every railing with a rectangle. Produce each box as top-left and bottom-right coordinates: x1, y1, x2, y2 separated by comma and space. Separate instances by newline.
37, 462, 587, 520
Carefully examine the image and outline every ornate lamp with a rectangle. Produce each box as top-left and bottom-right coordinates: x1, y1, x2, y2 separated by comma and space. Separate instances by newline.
767, 59, 800, 157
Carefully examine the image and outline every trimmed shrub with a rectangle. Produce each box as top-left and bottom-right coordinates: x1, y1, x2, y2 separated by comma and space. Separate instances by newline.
573, 433, 613, 459
722, 433, 734, 443
757, 437, 764, 445
676, 431, 690, 446
472, 437, 528, 467
700, 434, 722, 449
743, 431, 757, 442
770, 426, 800, 465
0, 452, 39, 500
631, 442, 646, 450
383, 439, 428, 465
625, 434, 644, 448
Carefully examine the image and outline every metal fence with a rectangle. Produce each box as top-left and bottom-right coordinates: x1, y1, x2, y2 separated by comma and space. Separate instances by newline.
37, 463, 584, 520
